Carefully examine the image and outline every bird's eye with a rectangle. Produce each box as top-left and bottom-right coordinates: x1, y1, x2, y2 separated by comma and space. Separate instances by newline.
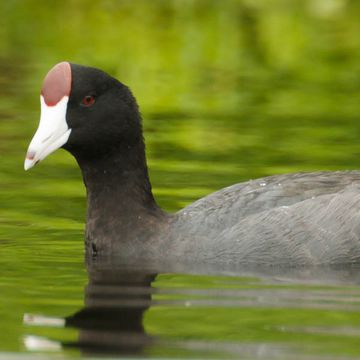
81, 95, 95, 107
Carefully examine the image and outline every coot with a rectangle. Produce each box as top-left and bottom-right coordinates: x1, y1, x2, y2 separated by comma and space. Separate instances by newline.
25, 62, 360, 265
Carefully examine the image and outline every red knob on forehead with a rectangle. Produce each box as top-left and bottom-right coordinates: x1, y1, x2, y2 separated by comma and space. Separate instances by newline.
41, 62, 72, 106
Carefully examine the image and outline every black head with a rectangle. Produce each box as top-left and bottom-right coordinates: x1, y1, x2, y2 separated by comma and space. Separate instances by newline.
25, 62, 143, 169
65, 64, 142, 158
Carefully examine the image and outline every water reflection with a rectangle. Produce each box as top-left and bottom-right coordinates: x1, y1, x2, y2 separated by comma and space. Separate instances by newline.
65, 264, 156, 355
24, 260, 156, 356
23, 257, 360, 358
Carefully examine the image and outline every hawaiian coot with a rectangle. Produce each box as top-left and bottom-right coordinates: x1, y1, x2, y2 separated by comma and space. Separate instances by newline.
24, 62, 360, 265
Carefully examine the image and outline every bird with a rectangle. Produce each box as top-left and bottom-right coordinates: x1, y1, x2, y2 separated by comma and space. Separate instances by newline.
24, 62, 360, 266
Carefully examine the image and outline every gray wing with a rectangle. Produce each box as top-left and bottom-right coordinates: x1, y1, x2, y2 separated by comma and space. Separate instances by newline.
170, 171, 360, 265
209, 184, 360, 266
176, 171, 360, 234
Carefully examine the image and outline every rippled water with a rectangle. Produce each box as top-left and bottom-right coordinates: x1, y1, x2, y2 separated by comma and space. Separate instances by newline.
1, 1, 360, 359
7, 258, 360, 359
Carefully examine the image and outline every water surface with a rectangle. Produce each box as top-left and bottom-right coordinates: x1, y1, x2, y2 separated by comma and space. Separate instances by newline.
1, 1, 360, 358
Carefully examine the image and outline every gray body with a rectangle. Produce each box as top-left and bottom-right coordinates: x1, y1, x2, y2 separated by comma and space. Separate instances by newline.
170, 171, 360, 266
86, 170, 360, 266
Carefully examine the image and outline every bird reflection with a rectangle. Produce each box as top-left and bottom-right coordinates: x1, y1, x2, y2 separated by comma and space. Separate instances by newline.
65, 257, 157, 356
23, 257, 360, 357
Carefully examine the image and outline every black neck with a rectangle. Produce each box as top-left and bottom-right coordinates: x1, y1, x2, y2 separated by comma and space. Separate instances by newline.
79, 140, 158, 210
73, 139, 169, 255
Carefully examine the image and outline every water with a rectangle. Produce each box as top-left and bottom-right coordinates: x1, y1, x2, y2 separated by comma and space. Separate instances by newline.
7, 259, 360, 359
1, 0, 360, 358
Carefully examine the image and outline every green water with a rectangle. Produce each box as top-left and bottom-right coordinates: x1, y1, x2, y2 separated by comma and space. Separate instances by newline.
1, 0, 360, 358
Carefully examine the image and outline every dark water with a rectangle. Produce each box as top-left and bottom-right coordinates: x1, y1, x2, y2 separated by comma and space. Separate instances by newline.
1, 1, 360, 358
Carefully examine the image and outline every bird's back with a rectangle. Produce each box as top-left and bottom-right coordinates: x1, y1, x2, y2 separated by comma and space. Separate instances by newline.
172, 171, 360, 265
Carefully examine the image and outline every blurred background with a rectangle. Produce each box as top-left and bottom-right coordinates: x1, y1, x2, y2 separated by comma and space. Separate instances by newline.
1, 0, 360, 210
1, 0, 360, 214
1, 0, 360, 356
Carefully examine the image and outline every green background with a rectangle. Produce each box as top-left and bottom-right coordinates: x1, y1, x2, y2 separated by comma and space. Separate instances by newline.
0, 0, 360, 358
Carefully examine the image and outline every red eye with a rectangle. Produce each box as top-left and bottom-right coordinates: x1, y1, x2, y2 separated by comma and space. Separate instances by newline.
81, 95, 95, 107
